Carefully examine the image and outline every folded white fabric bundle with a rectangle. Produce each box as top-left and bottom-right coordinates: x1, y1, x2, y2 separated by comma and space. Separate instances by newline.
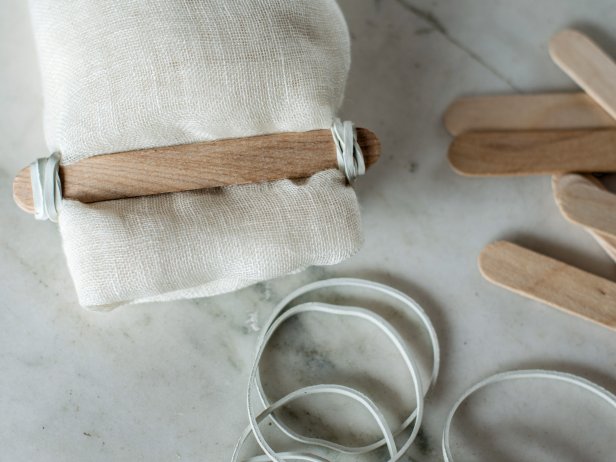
29, 0, 363, 309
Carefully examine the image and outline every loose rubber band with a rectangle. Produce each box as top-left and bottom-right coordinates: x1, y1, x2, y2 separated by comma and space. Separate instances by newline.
233, 278, 440, 462
442, 369, 616, 462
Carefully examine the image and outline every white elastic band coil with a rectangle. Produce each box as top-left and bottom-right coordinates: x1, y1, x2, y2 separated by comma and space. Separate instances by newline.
331, 119, 365, 183
30, 152, 62, 222
442, 369, 616, 462
232, 278, 440, 462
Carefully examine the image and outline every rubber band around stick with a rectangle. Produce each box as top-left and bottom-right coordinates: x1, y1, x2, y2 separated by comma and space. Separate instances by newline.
332, 119, 365, 183
30, 152, 62, 222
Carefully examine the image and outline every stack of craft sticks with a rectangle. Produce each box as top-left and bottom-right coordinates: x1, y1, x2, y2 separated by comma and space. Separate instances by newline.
445, 29, 616, 331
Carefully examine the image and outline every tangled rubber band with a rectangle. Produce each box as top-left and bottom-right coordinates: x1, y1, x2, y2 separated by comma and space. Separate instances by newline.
232, 278, 440, 462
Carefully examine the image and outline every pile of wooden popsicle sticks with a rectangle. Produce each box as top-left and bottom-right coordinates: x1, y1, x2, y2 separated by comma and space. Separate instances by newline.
445, 29, 616, 331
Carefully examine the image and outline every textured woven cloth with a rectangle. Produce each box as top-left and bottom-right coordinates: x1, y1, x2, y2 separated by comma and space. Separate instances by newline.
29, 0, 363, 309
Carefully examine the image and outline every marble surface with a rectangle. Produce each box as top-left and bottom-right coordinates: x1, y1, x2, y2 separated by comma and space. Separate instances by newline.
2, 0, 616, 460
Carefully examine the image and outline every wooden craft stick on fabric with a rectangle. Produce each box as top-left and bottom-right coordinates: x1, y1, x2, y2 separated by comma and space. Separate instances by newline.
444, 93, 615, 136
550, 29, 616, 121
479, 241, 616, 331
449, 128, 616, 176
13, 128, 381, 214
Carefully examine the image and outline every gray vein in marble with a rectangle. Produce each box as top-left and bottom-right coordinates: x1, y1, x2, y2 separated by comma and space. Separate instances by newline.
397, 0, 521, 91
1, 241, 50, 290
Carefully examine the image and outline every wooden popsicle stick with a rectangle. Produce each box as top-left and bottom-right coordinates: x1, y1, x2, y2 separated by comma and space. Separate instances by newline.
552, 173, 616, 239
550, 29, 616, 121
552, 173, 616, 262
479, 241, 616, 330
448, 128, 616, 176
13, 128, 380, 213
444, 92, 615, 136
591, 232, 616, 263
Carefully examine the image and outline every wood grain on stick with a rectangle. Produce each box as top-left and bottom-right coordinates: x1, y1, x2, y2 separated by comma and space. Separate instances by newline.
479, 241, 616, 330
552, 173, 616, 238
444, 92, 615, 136
552, 173, 616, 263
550, 29, 616, 121
13, 128, 380, 214
449, 128, 616, 176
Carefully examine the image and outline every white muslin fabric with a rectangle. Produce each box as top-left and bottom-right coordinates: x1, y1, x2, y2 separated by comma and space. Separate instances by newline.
28, 0, 362, 309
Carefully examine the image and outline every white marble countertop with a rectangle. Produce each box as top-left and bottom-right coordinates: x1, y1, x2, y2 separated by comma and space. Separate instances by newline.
2, 1, 615, 461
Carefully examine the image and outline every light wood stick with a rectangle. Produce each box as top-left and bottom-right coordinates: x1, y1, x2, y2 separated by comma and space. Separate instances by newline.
448, 128, 616, 176
13, 128, 380, 214
552, 173, 616, 262
591, 232, 616, 263
550, 29, 616, 121
444, 93, 615, 136
479, 241, 616, 330
552, 173, 616, 238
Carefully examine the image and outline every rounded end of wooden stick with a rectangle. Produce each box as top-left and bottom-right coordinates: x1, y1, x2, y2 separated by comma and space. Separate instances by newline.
552, 173, 616, 236
549, 29, 589, 64
447, 134, 477, 176
478, 241, 506, 281
552, 173, 584, 224
443, 99, 467, 136
552, 172, 602, 196
13, 166, 35, 215
356, 127, 381, 168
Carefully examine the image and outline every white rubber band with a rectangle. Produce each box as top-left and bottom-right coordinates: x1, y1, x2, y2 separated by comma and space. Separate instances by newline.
255, 279, 440, 454
30, 152, 62, 222
442, 369, 616, 462
331, 119, 365, 183
234, 382, 397, 462
233, 278, 440, 462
